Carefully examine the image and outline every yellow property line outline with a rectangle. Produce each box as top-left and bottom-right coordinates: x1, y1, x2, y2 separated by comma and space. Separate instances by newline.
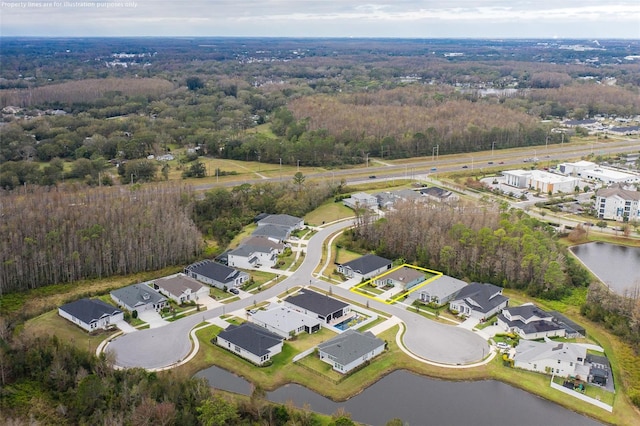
350, 264, 443, 304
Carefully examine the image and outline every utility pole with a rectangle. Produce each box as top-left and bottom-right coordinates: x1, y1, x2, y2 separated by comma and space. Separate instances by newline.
491, 141, 496, 157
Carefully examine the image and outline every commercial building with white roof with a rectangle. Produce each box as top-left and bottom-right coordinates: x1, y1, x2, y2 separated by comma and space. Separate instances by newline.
502, 169, 580, 194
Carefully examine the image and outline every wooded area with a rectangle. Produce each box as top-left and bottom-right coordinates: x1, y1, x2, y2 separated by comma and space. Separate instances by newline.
0, 184, 202, 293
345, 202, 584, 299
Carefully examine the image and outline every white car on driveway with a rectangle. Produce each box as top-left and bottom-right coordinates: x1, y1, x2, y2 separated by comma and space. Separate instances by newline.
496, 342, 510, 350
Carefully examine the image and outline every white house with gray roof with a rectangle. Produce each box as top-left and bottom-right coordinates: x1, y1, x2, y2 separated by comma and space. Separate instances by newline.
497, 303, 565, 340
250, 306, 321, 339
337, 254, 392, 281
373, 266, 425, 290
227, 236, 283, 269
153, 274, 209, 304
317, 329, 385, 374
343, 192, 378, 210
449, 282, 508, 321
58, 298, 123, 332
512, 340, 587, 378
418, 275, 467, 306
216, 322, 284, 366
185, 260, 249, 290
251, 224, 292, 243
257, 214, 304, 230
110, 283, 167, 313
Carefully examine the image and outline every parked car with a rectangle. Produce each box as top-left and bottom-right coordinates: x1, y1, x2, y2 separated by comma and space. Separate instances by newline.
229, 288, 240, 295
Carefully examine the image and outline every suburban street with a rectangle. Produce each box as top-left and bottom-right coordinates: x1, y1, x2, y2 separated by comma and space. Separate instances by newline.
108, 219, 489, 370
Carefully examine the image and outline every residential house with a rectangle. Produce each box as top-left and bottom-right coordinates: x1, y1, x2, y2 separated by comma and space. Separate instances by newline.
249, 306, 321, 339
342, 192, 378, 210
111, 283, 167, 313
549, 311, 586, 338
257, 214, 304, 231
249, 214, 304, 243
185, 260, 249, 290
419, 186, 459, 202
337, 254, 392, 281
595, 184, 640, 221
373, 266, 425, 290
227, 236, 283, 269
497, 303, 565, 339
317, 329, 385, 374
58, 298, 123, 332
251, 224, 291, 243
586, 354, 610, 386
449, 282, 509, 321
216, 322, 284, 366
418, 275, 467, 306
284, 289, 351, 324
512, 340, 587, 378
153, 274, 209, 304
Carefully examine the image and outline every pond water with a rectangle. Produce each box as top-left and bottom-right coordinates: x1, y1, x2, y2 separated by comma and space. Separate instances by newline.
570, 242, 640, 295
195, 366, 603, 426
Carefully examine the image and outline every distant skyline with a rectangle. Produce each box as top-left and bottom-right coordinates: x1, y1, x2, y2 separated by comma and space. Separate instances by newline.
1, 0, 639, 39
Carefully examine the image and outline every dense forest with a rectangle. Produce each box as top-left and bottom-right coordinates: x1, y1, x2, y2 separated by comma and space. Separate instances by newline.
344, 202, 589, 299
0, 184, 202, 293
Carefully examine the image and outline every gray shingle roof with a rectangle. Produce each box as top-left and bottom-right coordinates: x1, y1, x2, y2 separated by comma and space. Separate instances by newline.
154, 274, 205, 298
339, 254, 392, 275
251, 224, 290, 241
318, 329, 384, 366
217, 322, 283, 357
596, 184, 640, 201
185, 260, 245, 284
419, 275, 466, 301
285, 289, 349, 317
111, 283, 166, 308
257, 214, 302, 228
59, 298, 121, 324
453, 282, 507, 313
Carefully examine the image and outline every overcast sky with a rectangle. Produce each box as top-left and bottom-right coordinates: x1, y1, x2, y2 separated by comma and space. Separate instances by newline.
1, 0, 639, 38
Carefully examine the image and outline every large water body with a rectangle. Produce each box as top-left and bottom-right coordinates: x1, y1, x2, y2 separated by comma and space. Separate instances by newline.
196, 366, 603, 426
570, 242, 640, 295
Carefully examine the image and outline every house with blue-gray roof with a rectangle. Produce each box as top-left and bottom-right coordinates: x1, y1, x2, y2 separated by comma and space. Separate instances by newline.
58, 298, 123, 332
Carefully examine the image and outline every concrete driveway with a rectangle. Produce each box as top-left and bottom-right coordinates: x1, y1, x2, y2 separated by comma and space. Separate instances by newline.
138, 310, 169, 328
107, 219, 489, 370
114, 320, 137, 334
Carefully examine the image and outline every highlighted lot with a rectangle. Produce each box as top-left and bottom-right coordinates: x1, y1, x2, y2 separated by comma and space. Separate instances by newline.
350, 264, 443, 304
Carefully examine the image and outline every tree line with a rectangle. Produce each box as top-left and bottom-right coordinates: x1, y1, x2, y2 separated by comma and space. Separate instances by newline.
0, 183, 202, 294
192, 179, 338, 246
344, 202, 588, 299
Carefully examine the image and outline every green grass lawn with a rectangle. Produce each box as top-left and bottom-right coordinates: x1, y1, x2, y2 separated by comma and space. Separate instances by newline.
23, 310, 117, 355
552, 375, 615, 406
304, 200, 354, 226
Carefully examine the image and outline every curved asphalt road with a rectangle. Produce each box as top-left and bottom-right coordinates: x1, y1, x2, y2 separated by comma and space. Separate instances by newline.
108, 220, 488, 369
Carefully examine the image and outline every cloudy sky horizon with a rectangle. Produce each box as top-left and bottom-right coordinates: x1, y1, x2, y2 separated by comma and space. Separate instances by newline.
1, 0, 639, 39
